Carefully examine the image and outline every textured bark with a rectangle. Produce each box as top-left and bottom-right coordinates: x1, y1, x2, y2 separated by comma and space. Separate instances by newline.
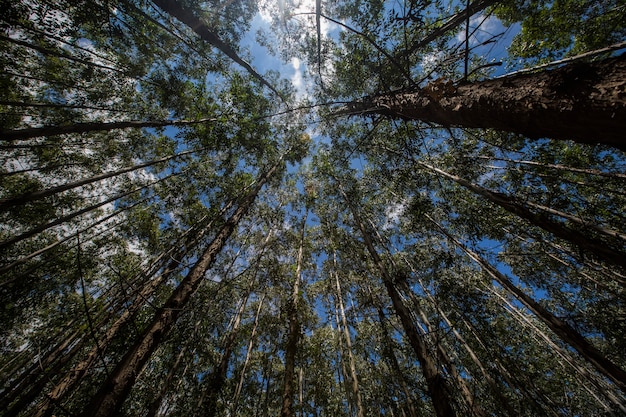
79, 162, 279, 417
432, 219, 626, 394
0, 118, 214, 141
345, 54, 626, 150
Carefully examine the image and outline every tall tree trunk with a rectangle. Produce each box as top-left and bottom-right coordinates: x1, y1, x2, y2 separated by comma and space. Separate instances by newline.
345, 54, 626, 150
78, 161, 280, 417
429, 216, 626, 394
0, 149, 197, 211
145, 346, 188, 417
375, 305, 420, 417
281, 210, 307, 417
151, 0, 283, 99
197, 289, 251, 417
416, 159, 626, 269
0, 118, 215, 142
474, 155, 626, 180
232, 294, 265, 415
0, 171, 180, 251
333, 256, 365, 417
336, 181, 456, 417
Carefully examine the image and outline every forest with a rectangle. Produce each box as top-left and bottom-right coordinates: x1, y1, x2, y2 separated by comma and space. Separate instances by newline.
1, 0, 625, 416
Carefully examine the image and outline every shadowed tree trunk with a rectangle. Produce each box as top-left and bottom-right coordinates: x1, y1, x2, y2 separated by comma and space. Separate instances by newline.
0, 118, 215, 141
152, 0, 283, 99
78, 160, 281, 417
344, 54, 626, 150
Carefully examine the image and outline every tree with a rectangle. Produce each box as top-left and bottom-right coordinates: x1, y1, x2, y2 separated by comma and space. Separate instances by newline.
2, 0, 626, 416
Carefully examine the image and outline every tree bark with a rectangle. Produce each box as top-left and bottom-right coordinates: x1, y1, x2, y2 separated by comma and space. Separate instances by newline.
344, 54, 626, 150
78, 161, 280, 417
333, 256, 365, 417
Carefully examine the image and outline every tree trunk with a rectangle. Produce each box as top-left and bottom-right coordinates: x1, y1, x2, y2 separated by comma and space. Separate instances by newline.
345, 54, 626, 150
375, 306, 420, 417
281, 211, 307, 417
145, 346, 188, 417
151, 0, 282, 99
333, 257, 365, 417
0, 171, 180, 251
232, 294, 265, 415
416, 160, 626, 269
78, 161, 280, 417
198, 290, 251, 417
430, 217, 626, 394
0, 118, 215, 142
0, 149, 197, 211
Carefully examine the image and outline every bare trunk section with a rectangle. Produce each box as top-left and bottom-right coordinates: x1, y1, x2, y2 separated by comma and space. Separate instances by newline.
78, 161, 280, 417
345, 54, 626, 150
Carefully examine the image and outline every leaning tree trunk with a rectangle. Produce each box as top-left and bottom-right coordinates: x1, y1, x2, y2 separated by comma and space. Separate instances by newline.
343, 54, 626, 150
429, 216, 626, 394
78, 160, 281, 417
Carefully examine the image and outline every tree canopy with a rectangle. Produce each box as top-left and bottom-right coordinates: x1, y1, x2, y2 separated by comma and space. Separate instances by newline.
1, 0, 625, 416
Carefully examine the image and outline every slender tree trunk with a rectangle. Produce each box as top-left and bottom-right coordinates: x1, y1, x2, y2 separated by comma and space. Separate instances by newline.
401, 0, 499, 58
151, 0, 283, 99
78, 161, 280, 417
345, 54, 626, 150
0, 119, 215, 142
198, 289, 251, 417
375, 306, 419, 417
429, 216, 626, 394
0, 171, 181, 251
417, 160, 626, 269
232, 294, 265, 415
281, 211, 307, 417
333, 256, 365, 417
0, 149, 198, 210
336, 181, 456, 417
145, 346, 188, 417
474, 155, 626, 180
